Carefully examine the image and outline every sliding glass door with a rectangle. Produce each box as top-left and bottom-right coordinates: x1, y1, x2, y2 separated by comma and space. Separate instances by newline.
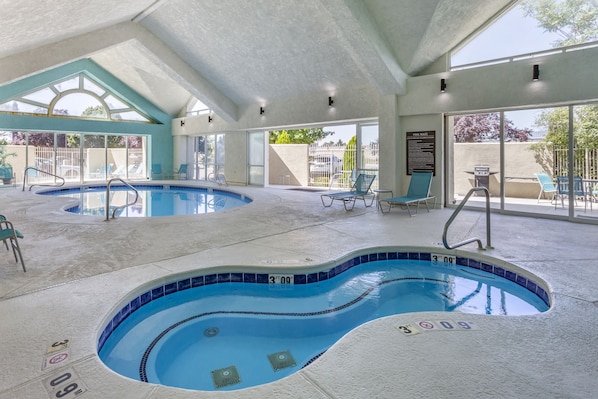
447, 104, 598, 221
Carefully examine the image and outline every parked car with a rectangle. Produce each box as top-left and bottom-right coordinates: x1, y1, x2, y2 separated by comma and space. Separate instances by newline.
310, 154, 341, 178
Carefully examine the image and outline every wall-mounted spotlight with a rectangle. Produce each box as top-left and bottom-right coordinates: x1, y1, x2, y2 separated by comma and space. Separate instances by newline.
440, 78, 447, 93
328, 96, 334, 107
208, 115, 213, 123
260, 106, 265, 115
180, 120, 185, 127
532, 64, 540, 81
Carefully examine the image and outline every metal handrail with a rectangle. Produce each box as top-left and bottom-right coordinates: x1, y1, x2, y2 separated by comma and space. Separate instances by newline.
22, 167, 66, 191
442, 187, 493, 250
208, 172, 228, 186
105, 178, 139, 221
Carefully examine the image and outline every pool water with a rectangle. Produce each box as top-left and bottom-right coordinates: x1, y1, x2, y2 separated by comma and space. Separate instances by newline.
38, 185, 251, 217
98, 258, 548, 391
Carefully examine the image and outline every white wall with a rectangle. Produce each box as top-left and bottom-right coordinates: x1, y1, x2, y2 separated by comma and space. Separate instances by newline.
169, 47, 598, 198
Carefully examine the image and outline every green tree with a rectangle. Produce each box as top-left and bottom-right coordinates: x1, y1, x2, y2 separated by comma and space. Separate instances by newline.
532, 105, 598, 150
275, 131, 292, 144
343, 135, 357, 173
521, 0, 598, 47
269, 128, 333, 144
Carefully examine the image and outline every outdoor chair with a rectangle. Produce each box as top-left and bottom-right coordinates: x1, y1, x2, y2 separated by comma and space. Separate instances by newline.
168, 164, 188, 180
321, 173, 376, 211
0, 214, 25, 272
555, 176, 591, 211
379, 171, 436, 216
534, 173, 557, 203
151, 164, 163, 179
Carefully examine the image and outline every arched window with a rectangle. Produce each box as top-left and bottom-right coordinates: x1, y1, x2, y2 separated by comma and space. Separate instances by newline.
0, 73, 153, 123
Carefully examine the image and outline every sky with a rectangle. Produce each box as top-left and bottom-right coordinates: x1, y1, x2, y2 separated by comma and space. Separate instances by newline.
451, 4, 561, 66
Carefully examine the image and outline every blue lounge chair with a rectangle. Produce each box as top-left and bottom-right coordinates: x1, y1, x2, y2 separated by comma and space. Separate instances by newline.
320, 173, 376, 211
0, 214, 25, 271
380, 171, 435, 216
534, 173, 556, 203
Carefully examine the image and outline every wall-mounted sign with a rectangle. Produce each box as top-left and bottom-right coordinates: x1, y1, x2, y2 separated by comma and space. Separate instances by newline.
406, 131, 435, 175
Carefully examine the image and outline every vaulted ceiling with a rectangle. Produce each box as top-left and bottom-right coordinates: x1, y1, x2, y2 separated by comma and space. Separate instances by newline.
0, 0, 514, 121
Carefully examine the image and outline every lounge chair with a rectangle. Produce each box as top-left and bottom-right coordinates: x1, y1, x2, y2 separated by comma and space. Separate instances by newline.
320, 173, 376, 211
534, 173, 556, 203
0, 215, 25, 271
379, 171, 435, 216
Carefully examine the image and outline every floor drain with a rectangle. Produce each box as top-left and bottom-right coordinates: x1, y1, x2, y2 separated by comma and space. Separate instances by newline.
204, 327, 219, 337
211, 365, 240, 388
267, 350, 296, 371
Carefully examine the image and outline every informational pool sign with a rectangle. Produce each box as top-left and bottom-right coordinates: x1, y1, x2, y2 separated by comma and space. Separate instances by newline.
406, 131, 435, 175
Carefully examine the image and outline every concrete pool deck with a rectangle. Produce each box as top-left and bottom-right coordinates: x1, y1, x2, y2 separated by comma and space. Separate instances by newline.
0, 182, 597, 398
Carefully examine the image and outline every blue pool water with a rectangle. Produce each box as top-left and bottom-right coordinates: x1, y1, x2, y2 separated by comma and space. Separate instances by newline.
98, 253, 549, 391
38, 185, 251, 217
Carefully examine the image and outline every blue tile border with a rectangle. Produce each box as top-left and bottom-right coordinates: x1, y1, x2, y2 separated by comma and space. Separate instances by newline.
97, 250, 552, 352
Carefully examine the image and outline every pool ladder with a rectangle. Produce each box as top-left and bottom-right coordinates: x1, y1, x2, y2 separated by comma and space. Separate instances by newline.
208, 172, 228, 186
105, 178, 139, 221
442, 187, 493, 250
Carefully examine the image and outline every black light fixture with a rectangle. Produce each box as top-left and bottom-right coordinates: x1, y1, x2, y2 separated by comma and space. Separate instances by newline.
208, 115, 213, 123
533, 64, 540, 81
440, 78, 447, 92
180, 120, 185, 127
328, 96, 334, 107
260, 106, 265, 115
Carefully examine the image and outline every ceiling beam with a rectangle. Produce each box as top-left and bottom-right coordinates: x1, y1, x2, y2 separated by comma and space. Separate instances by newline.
0, 21, 238, 121
318, 0, 408, 95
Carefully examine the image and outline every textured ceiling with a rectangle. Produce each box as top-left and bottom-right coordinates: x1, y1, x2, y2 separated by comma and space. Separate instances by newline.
0, 0, 514, 118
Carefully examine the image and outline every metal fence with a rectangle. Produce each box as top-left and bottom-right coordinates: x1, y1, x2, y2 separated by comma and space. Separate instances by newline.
554, 148, 598, 179
308, 143, 379, 189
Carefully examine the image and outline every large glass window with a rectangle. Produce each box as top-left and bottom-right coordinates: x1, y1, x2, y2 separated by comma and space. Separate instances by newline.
447, 104, 597, 220
193, 134, 225, 181
451, 0, 598, 69
3, 131, 148, 185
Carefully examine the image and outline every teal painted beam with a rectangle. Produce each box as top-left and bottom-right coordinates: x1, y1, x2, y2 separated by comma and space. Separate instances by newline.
0, 113, 167, 135
0, 59, 172, 124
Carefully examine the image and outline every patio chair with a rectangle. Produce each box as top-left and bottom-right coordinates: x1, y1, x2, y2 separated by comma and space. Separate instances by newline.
167, 164, 188, 180
379, 171, 436, 216
320, 173, 376, 211
534, 173, 557, 203
151, 164, 163, 179
0, 215, 25, 272
555, 176, 591, 211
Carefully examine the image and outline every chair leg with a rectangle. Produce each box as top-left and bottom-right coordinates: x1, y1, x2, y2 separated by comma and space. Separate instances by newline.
343, 198, 356, 211
9, 237, 25, 272
379, 201, 392, 214
321, 195, 334, 207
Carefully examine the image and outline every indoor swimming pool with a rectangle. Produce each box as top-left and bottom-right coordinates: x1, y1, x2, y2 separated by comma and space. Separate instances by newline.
98, 250, 549, 391
38, 184, 252, 217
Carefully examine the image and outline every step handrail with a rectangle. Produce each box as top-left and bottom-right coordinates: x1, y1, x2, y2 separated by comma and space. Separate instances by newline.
22, 167, 66, 191
208, 172, 228, 186
105, 178, 139, 221
442, 187, 493, 250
